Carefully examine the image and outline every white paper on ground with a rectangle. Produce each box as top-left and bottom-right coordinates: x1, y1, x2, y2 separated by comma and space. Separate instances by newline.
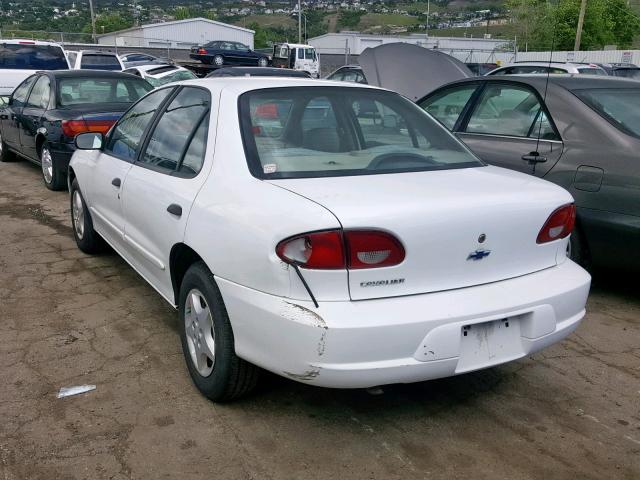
57, 385, 96, 398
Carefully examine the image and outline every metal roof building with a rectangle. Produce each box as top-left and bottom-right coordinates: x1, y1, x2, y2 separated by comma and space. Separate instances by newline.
96, 18, 255, 50
309, 32, 512, 58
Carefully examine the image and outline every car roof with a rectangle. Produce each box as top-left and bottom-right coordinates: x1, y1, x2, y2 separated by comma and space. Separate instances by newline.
134, 63, 180, 74
43, 70, 144, 79
504, 61, 600, 68
444, 74, 640, 91
207, 67, 310, 78
77, 50, 119, 56
0, 39, 62, 47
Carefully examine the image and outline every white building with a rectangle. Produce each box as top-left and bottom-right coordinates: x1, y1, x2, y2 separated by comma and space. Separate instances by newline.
309, 32, 513, 57
97, 17, 255, 50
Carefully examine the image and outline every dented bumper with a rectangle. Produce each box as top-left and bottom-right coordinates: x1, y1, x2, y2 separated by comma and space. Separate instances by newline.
216, 260, 591, 389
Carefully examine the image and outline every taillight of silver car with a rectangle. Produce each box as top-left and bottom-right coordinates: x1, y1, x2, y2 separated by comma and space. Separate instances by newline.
276, 230, 405, 270
537, 204, 576, 244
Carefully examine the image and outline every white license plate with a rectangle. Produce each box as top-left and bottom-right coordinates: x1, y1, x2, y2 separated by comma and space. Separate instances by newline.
456, 318, 524, 373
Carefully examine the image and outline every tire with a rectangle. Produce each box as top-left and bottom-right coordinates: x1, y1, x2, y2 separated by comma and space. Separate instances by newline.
0, 132, 15, 162
568, 226, 590, 270
213, 55, 224, 67
41, 142, 65, 191
179, 262, 259, 402
258, 57, 268, 67
70, 178, 104, 254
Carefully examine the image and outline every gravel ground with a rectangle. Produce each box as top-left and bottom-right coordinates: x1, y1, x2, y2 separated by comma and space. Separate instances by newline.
1, 160, 639, 480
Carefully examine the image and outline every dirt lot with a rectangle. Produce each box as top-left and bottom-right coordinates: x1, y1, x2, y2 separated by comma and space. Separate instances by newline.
1, 160, 639, 480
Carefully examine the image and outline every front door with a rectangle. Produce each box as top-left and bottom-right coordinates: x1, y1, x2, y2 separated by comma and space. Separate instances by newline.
20, 75, 51, 160
2, 75, 36, 149
121, 86, 213, 301
89, 87, 174, 251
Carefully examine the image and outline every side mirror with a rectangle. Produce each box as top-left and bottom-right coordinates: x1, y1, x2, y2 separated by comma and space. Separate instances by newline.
75, 132, 104, 150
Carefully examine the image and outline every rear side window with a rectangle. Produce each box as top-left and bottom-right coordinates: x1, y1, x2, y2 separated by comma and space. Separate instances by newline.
58, 77, 152, 106
139, 87, 210, 176
574, 87, 640, 138
419, 84, 478, 130
105, 88, 173, 162
465, 84, 558, 139
0, 43, 68, 70
80, 54, 121, 70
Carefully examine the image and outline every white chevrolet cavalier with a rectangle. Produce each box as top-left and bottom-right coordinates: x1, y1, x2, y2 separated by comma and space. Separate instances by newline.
68, 78, 591, 401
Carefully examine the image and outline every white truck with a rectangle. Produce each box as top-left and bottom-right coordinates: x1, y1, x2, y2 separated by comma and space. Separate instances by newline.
271, 43, 320, 78
0, 39, 69, 99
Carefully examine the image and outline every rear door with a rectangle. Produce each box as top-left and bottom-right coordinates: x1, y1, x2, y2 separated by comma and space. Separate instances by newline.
457, 82, 564, 177
2, 75, 36, 149
121, 86, 213, 300
20, 75, 51, 160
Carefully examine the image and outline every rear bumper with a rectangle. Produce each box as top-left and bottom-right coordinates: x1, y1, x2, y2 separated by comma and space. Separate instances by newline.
217, 260, 591, 388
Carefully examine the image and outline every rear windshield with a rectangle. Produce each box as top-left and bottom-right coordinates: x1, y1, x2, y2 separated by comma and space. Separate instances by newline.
239, 87, 483, 179
0, 43, 68, 70
613, 68, 640, 79
573, 88, 640, 137
146, 69, 196, 87
80, 54, 121, 70
577, 67, 607, 76
58, 77, 152, 107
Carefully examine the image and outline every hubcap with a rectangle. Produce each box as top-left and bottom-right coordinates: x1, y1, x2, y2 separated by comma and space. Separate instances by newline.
41, 147, 53, 184
184, 289, 216, 377
72, 190, 85, 240
214, 56, 223, 66
259, 58, 267, 67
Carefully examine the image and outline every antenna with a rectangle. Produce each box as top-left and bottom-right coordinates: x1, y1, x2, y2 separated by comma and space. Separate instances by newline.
531, 0, 559, 175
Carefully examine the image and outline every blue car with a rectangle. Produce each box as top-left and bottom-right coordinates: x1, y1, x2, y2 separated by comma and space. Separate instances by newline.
190, 41, 269, 67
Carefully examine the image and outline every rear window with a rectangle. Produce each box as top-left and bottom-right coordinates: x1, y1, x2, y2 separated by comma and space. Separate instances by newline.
80, 54, 121, 70
0, 43, 68, 70
58, 77, 152, 106
573, 88, 640, 137
613, 68, 640, 79
240, 87, 483, 179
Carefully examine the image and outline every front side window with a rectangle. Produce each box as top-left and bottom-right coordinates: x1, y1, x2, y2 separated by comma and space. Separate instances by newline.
58, 77, 152, 106
105, 88, 173, 161
419, 84, 478, 130
465, 84, 558, 139
139, 87, 210, 175
573, 87, 640, 138
26, 75, 50, 109
240, 87, 483, 179
11, 76, 37, 107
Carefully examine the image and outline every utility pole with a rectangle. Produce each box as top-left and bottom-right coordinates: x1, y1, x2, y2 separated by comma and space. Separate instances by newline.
88, 0, 97, 42
574, 0, 587, 51
298, 0, 302, 44
426, 0, 430, 37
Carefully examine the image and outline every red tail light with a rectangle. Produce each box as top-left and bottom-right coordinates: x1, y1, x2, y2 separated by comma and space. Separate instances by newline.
537, 204, 576, 244
276, 230, 405, 270
62, 119, 115, 138
198, 48, 207, 54
254, 103, 279, 119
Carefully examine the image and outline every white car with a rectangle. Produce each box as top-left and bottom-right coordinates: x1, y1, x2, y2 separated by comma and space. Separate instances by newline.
68, 78, 591, 401
66, 50, 124, 71
0, 39, 69, 97
487, 62, 607, 76
123, 64, 197, 88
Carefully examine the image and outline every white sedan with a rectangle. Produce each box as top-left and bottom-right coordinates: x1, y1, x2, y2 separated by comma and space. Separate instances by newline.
68, 78, 591, 401
123, 64, 197, 87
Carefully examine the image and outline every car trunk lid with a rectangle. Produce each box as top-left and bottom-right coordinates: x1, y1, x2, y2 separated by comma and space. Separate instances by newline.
270, 166, 573, 300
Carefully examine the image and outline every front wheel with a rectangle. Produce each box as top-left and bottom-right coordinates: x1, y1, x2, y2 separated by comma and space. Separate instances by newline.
70, 178, 104, 254
179, 262, 259, 402
258, 57, 268, 67
213, 55, 224, 67
41, 143, 65, 191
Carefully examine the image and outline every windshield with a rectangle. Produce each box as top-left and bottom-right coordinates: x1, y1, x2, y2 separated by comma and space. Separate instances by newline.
297, 48, 316, 61
58, 77, 152, 107
574, 88, 640, 137
613, 68, 640, 79
0, 43, 68, 70
240, 87, 483, 179
146, 70, 196, 87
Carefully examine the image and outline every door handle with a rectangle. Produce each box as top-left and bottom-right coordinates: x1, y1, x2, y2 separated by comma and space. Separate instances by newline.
167, 204, 182, 217
111, 178, 121, 188
521, 152, 548, 164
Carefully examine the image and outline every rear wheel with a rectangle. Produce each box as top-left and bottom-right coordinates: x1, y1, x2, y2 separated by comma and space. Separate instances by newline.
258, 57, 268, 67
70, 178, 104, 254
41, 143, 65, 191
0, 132, 15, 162
213, 55, 224, 67
179, 262, 259, 402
